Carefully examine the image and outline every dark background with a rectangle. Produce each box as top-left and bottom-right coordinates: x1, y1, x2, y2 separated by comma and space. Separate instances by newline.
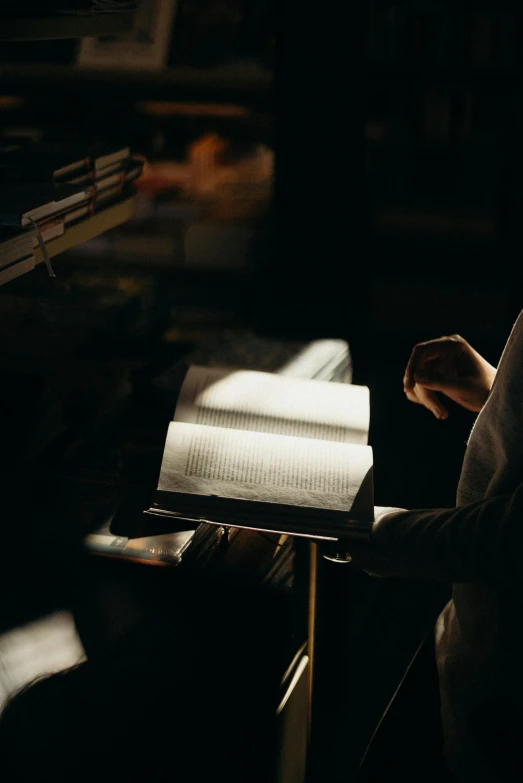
1, 2, 522, 781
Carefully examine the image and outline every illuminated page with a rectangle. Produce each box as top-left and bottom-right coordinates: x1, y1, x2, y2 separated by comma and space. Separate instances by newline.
174, 366, 370, 445
157, 421, 373, 522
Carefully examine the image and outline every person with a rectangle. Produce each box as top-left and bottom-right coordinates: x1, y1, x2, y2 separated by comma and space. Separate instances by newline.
347, 314, 523, 783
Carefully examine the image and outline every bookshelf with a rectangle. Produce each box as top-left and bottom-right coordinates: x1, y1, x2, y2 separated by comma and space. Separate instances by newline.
0, 9, 145, 287
32, 196, 136, 265
0, 11, 135, 41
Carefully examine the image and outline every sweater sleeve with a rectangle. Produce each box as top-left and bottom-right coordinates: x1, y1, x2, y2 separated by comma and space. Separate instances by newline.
345, 481, 523, 584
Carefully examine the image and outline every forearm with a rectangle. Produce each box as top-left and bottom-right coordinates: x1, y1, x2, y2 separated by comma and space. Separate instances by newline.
346, 482, 523, 584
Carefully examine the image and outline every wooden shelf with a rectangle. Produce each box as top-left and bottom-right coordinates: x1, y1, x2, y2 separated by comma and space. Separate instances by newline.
34, 195, 136, 265
0, 11, 135, 41
0, 62, 273, 105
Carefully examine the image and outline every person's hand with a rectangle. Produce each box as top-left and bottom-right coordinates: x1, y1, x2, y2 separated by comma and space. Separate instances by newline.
403, 334, 497, 419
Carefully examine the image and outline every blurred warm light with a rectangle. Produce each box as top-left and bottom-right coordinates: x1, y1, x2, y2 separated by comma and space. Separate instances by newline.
136, 101, 248, 117
136, 134, 273, 201
136, 159, 191, 194
0, 96, 25, 110
189, 133, 227, 196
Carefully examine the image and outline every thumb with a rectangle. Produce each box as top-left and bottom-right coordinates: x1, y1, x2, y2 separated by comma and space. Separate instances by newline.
413, 382, 449, 419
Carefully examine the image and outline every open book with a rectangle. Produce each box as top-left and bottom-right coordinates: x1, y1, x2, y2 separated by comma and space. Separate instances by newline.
151, 365, 374, 542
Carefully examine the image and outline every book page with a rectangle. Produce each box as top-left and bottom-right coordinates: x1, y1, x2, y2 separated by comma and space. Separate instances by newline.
157, 421, 373, 518
173, 366, 370, 445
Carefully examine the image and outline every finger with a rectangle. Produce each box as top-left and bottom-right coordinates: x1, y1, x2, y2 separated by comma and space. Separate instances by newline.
403, 336, 464, 391
403, 343, 447, 391
405, 385, 440, 408
403, 349, 421, 391
405, 388, 423, 405
413, 383, 448, 419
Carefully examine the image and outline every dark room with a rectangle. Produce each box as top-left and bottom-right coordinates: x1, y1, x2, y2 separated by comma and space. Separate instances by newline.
0, 2, 521, 782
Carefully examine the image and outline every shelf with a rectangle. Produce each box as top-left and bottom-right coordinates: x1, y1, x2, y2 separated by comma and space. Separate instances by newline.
0, 62, 273, 105
34, 195, 136, 265
0, 11, 135, 41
